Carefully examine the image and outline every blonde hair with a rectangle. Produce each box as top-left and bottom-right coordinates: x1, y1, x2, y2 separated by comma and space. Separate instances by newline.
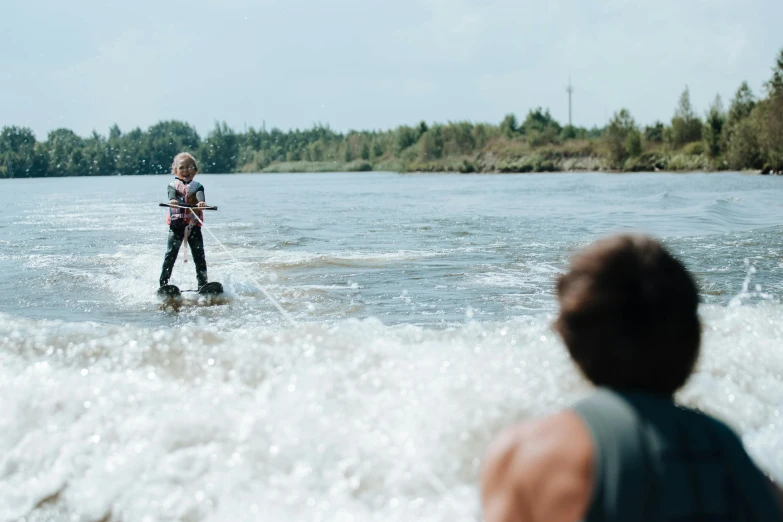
171, 152, 198, 173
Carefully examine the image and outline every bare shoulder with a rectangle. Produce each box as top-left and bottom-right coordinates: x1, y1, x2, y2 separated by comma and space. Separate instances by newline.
481, 411, 594, 522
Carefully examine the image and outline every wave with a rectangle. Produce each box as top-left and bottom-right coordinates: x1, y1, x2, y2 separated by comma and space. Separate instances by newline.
1, 302, 781, 521
259, 250, 447, 270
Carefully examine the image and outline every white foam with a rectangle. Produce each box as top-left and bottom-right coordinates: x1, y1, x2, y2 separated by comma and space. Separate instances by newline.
0, 302, 781, 521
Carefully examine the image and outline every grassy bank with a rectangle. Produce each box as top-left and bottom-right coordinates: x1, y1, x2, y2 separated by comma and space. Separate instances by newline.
239, 139, 732, 174
253, 160, 374, 173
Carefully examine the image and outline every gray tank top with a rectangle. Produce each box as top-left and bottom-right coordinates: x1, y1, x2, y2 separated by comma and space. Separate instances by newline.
573, 388, 781, 522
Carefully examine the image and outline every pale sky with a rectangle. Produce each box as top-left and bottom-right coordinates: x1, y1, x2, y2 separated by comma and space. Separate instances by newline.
2, 0, 782, 139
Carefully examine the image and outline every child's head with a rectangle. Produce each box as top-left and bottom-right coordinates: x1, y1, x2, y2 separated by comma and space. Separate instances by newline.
172, 152, 198, 181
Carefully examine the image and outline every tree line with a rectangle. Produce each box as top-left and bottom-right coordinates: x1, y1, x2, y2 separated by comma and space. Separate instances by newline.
2, 49, 782, 178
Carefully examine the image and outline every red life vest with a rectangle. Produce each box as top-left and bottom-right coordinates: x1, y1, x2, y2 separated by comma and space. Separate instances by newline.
167, 179, 204, 227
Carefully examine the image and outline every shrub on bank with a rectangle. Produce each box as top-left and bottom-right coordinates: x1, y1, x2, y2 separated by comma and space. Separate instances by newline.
666, 153, 711, 171
346, 161, 373, 172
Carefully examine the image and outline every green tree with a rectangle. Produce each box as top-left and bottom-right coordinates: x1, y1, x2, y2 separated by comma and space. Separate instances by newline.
107, 124, 122, 168
308, 139, 325, 162
200, 121, 239, 173
560, 125, 577, 140
669, 86, 702, 147
0, 126, 47, 177
765, 47, 783, 97
703, 95, 726, 159
751, 49, 783, 170
441, 121, 476, 156
371, 139, 383, 160
417, 121, 429, 139
236, 145, 257, 167
625, 129, 643, 157
755, 53, 783, 171
418, 125, 443, 160
727, 82, 756, 125
119, 128, 148, 175
644, 121, 665, 142
522, 108, 561, 146
755, 95, 783, 171
725, 118, 762, 170
499, 113, 518, 138
84, 131, 116, 175
145, 121, 201, 173
472, 123, 494, 149
394, 125, 418, 154
344, 136, 354, 162
721, 82, 757, 160
245, 127, 261, 150
604, 109, 639, 167
45, 128, 87, 176
521, 107, 561, 135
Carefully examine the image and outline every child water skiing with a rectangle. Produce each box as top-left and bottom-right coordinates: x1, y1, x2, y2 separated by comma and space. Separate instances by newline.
158, 152, 210, 291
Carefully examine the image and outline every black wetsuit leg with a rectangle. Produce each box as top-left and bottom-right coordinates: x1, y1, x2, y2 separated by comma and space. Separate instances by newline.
159, 222, 186, 286
187, 226, 209, 288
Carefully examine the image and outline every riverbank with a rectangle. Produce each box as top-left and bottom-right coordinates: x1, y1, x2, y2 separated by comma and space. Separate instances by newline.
246, 145, 763, 175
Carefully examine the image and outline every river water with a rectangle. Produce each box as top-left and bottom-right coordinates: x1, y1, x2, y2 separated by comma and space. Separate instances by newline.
1, 172, 782, 521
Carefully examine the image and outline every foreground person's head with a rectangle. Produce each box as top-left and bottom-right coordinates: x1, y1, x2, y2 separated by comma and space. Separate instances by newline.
554, 234, 701, 396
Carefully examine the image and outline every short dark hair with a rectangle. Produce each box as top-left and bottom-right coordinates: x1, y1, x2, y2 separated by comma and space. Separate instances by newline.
554, 234, 700, 395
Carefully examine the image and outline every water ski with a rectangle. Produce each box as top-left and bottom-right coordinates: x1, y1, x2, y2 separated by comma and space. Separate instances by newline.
157, 284, 182, 300
157, 282, 226, 309
198, 282, 224, 295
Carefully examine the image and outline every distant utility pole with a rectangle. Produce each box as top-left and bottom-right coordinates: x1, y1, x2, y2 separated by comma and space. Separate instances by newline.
566, 76, 574, 127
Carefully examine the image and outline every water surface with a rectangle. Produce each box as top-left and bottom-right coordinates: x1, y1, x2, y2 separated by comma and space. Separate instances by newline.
1, 172, 782, 521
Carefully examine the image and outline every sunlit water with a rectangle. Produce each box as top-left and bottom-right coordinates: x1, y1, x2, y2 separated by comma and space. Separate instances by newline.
1, 172, 782, 522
